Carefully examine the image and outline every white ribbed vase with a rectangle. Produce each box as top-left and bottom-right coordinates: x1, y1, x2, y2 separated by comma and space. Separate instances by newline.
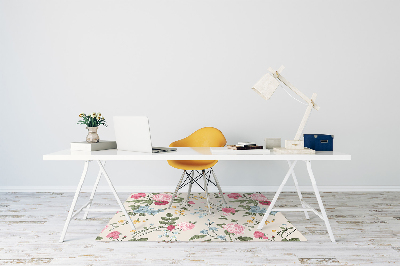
86, 127, 99, 143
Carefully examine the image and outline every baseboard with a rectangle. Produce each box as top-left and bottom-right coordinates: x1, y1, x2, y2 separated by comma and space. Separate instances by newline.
1, 186, 400, 193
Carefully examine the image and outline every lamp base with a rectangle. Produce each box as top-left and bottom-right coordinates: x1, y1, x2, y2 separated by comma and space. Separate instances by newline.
273, 147, 315, 154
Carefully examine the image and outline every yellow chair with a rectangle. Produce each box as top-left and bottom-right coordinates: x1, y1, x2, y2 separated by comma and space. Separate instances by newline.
167, 127, 228, 212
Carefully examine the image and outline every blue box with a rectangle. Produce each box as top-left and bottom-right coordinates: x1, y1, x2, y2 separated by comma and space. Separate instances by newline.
304, 134, 334, 151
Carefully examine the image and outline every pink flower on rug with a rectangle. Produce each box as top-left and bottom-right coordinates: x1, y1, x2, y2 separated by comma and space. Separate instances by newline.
222, 208, 236, 214
188, 201, 195, 204
153, 193, 173, 202
223, 224, 245, 235
101, 225, 109, 233
259, 200, 271, 205
131, 193, 146, 199
106, 231, 121, 239
154, 201, 169, 205
227, 193, 242, 199
254, 231, 268, 239
167, 225, 175, 231
250, 193, 268, 201
176, 221, 195, 231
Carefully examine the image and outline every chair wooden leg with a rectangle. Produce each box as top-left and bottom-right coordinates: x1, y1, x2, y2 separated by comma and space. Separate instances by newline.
168, 170, 186, 209
187, 170, 193, 202
211, 168, 227, 205
202, 169, 212, 214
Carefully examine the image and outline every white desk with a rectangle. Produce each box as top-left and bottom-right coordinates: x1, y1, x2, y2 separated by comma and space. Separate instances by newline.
43, 147, 351, 242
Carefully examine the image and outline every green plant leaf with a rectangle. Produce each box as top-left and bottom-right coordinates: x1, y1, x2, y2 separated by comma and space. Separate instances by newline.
189, 235, 207, 241
237, 236, 253, 241
174, 198, 184, 203
129, 238, 148, 241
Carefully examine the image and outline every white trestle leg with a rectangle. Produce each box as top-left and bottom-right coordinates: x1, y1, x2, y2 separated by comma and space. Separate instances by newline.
258, 160, 297, 230
168, 170, 186, 209
306, 160, 336, 242
96, 161, 136, 232
202, 170, 212, 214
187, 171, 193, 202
257, 159, 335, 242
83, 161, 106, 219
288, 160, 309, 220
59, 160, 90, 242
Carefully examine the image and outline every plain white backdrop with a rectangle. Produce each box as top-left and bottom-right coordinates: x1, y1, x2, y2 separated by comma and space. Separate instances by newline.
0, 0, 399, 190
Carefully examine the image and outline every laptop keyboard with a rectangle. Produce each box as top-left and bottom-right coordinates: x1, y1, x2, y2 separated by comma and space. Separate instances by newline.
152, 147, 177, 153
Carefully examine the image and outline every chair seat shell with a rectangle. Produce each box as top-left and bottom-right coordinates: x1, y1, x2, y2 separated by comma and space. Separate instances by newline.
167, 127, 226, 170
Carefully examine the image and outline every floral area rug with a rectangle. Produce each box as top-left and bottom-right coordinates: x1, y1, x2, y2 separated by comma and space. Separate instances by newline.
96, 192, 307, 242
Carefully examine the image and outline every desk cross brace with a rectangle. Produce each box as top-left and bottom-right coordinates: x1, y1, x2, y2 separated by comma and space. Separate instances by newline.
59, 160, 136, 242
70, 199, 121, 220
271, 200, 324, 220
257, 160, 335, 242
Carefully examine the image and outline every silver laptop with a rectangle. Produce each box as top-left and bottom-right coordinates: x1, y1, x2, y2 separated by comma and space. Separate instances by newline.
113, 116, 176, 153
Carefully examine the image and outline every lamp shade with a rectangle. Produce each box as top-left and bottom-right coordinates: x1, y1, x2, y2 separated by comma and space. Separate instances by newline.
251, 73, 280, 101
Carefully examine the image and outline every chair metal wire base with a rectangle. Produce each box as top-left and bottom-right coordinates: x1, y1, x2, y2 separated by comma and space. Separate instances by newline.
168, 167, 227, 211
178, 169, 216, 191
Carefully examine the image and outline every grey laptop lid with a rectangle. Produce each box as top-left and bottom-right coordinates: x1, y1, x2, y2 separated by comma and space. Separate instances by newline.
114, 116, 153, 153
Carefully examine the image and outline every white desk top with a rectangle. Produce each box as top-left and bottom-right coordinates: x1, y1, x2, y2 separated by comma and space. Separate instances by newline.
43, 147, 351, 161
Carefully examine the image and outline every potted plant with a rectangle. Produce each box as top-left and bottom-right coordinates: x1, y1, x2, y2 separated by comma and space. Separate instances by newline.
77, 112, 107, 143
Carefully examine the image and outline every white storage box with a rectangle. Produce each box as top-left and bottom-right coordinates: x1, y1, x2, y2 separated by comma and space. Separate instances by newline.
265, 138, 281, 149
285, 140, 304, 150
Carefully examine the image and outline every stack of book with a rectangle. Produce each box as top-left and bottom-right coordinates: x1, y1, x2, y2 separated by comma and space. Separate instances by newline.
227, 142, 263, 150
211, 142, 270, 155
70, 140, 117, 151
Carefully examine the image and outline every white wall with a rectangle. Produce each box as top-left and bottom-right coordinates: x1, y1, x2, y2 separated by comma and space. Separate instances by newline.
1, 0, 399, 190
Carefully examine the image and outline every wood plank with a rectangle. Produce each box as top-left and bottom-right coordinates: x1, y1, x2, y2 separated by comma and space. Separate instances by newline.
0, 192, 399, 265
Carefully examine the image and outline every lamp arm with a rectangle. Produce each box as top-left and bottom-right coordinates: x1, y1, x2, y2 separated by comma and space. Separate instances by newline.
294, 93, 317, 140
264, 66, 320, 141
273, 72, 320, 111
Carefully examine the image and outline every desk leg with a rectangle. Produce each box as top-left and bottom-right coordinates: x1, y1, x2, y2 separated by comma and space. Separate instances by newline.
59, 160, 89, 242
257, 160, 297, 230
96, 160, 136, 231
306, 160, 335, 242
83, 161, 105, 219
288, 160, 310, 220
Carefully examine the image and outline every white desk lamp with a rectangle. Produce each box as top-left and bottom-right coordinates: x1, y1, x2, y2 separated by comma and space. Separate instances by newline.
252, 66, 319, 154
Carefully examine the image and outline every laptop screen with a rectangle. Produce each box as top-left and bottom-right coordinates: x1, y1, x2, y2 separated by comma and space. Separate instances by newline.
113, 116, 153, 153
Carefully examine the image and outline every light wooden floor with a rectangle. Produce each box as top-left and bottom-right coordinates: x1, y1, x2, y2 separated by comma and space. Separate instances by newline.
0, 191, 399, 265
